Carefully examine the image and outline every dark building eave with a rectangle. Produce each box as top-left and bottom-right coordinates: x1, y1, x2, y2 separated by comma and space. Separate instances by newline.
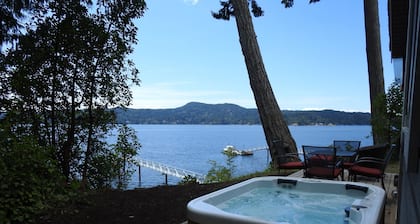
388, 0, 409, 59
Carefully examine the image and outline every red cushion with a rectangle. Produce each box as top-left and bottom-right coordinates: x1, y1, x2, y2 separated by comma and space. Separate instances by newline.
310, 155, 334, 161
325, 155, 334, 161
350, 165, 382, 177
279, 161, 304, 169
343, 162, 354, 169
307, 167, 341, 178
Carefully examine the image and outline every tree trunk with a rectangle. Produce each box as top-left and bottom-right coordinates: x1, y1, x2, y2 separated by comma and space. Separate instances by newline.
62, 69, 77, 182
81, 75, 95, 188
231, 0, 297, 166
363, 0, 386, 144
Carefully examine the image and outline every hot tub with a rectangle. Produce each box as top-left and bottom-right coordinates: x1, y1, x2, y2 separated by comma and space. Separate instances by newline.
187, 176, 385, 224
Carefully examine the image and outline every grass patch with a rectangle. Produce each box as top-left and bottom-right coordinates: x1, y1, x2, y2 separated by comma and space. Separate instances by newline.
386, 160, 400, 174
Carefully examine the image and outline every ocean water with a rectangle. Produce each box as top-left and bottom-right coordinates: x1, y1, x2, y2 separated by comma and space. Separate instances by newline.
107, 125, 373, 188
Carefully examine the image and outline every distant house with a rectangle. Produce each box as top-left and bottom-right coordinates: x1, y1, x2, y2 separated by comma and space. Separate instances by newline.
389, 0, 420, 223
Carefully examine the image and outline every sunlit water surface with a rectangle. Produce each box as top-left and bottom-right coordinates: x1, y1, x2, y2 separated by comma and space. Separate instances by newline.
106, 125, 372, 188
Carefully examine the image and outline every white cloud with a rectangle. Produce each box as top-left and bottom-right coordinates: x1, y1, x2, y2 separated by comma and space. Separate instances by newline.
129, 82, 370, 112
183, 0, 199, 6
129, 82, 255, 109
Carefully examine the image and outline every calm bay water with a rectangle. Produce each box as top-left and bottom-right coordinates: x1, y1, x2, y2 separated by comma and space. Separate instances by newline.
111, 125, 373, 189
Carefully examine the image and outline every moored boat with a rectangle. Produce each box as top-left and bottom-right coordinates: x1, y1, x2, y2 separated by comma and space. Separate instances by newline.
223, 145, 253, 156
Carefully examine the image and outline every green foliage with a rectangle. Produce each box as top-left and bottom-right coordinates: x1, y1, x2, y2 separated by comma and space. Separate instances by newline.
212, 0, 264, 20
205, 154, 236, 183
114, 102, 371, 125
371, 81, 403, 160
85, 144, 117, 189
81, 125, 141, 189
83, 124, 141, 189
205, 160, 233, 183
112, 124, 141, 189
0, 0, 34, 46
0, 134, 68, 223
0, 0, 147, 222
211, 0, 319, 21
178, 175, 199, 185
386, 82, 403, 160
1, 0, 146, 190
284, 110, 371, 126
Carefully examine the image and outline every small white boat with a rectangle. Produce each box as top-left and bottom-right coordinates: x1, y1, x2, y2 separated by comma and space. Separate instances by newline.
223, 145, 253, 156
223, 145, 236, 152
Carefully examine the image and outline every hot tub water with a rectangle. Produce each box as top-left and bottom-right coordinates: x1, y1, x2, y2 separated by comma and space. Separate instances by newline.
217, 185, 365, 223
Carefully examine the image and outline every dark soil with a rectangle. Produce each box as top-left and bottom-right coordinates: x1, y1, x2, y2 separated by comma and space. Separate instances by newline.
41, 181, 238, 224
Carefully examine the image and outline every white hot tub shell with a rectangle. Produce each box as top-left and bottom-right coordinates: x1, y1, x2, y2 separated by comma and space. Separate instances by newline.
187, 176, 385, 224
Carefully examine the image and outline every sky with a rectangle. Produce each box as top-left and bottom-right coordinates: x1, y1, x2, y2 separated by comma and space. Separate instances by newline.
129, 0, 396, 112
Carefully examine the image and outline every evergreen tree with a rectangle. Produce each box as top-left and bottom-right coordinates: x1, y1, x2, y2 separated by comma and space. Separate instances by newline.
212, 0, 316, 166
363, 0, 387, 144
212, 0, 386, 166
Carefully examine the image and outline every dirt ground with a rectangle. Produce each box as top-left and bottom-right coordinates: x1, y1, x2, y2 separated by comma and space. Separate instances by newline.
40, 181, 237, 224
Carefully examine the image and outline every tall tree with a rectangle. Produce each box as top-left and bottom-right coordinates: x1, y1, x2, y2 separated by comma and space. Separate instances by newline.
1, 0, 146, 188
214, 0, 387, 158
363, 0, 386, 144
213, 0, 301, 167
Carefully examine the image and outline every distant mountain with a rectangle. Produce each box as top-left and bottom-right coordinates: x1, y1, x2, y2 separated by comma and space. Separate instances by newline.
114, 102, 371, 125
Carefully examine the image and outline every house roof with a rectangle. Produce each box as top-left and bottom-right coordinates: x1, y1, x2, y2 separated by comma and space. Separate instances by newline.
388, 0, 409, 58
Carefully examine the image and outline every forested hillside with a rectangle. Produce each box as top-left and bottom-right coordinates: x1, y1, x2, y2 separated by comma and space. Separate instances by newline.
114, 102, 371, 125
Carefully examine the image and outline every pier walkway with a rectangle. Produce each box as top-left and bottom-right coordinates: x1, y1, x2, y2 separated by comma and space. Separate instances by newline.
135, 146, 268, 185
245, 146, 268, 152
135, 159, 206, 184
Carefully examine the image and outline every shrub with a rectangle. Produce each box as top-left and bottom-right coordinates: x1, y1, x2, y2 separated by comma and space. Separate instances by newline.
205, 154, 236, 183
0, 136, 67, 223
178, 175, 199, 185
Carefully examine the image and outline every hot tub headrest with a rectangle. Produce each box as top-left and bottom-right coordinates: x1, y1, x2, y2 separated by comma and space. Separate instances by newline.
345, 184, 368, 193
277, 178, 297, 186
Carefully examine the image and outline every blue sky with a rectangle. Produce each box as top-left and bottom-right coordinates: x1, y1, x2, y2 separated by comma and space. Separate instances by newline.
129, 0, 395, 112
